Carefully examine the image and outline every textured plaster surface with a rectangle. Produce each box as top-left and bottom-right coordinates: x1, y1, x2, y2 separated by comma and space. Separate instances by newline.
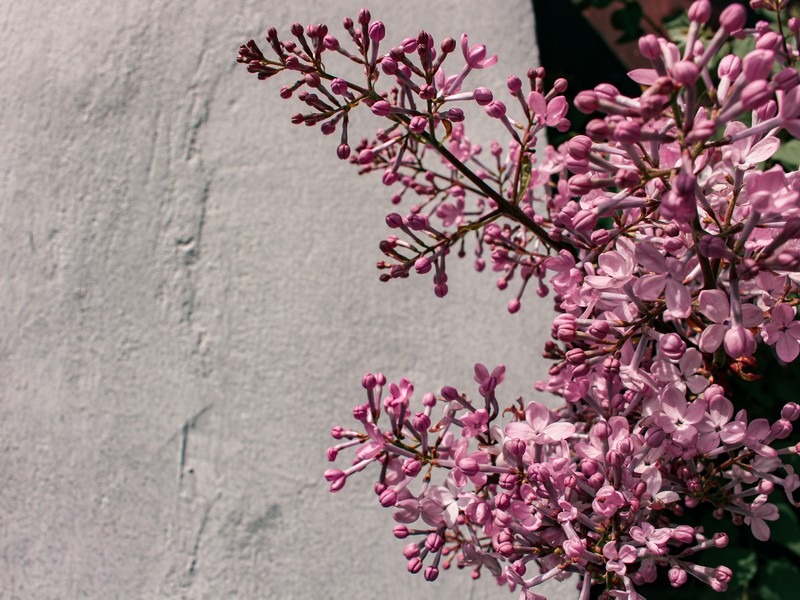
0, 1, 574, 598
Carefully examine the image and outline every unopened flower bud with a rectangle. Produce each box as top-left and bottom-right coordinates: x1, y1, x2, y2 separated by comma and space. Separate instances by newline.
507, 299, 521, 314
324, 469, 346, 492
688, 0, 711, 23
757, 479, 775, 495
485, 100, 507, 118
507, 75, 522, 94
574, 90, 598, 114
407, 557, 423, 573
424, 566, 439, 581
672, 525, 695, 543
425, 532, 444, 552
379, 488, 398, 507
720, 4, 747, 34
473, 87, 493, 106
771, 419, 792, 440
669, 566, 688, 587
743, 49, 775, 82
659, 333, 687, 361
368, 21, 385, 42
672, 61, 700, 85
639, 34, 661, 60
645, 427, 666, 448
506, 438, 526, 457
371, 100, 392, 117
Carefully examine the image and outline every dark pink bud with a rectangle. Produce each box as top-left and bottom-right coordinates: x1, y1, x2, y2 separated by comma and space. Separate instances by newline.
403, 542, 420, 558
407, 214, 428, 231
357, 9, 371, 25
757, 479, 775, 495
368, 21, 385, 42
412, 412, 431, 432
441, 386, 459, 401
783, 402, 800, 421
320, 121, 336, 135
554, 78, 568, 93
324, 469, 346, 492
718, 54, 742, 79
401, 459, 423, 482
331, 78, 348, 96
618, 438, 635, 455
568, 135, 592, 160
495, 492, 511, 510
743, 49, 775, 82
585, 119, 610, 141
771, 419, 792, 439
353, 404, 368, 421
614, 120, 641, 143
400, 37, 417, 53
506, 75, 522, 94
645, 427, 666, 447
590, 228, 611, 246
672, 525, 695, 543
407, 557, 423, 573
459, 457, 480, 476
303, 60, 321, 80
371, 100, 392, 117
720, 4, 746, 34
507, 299, 521, 314
639, 34, 661, 60
672, 61, 700, 86
290, 22, 304, 37
593, 421, 610, 439
669, 567, 688, 587
506, 438, 526, 457
336, 144, 351, 160
568, 175, 594, 196
362, 373, 376, 389
442, 107, 465, 122
323, 35, 339, 50
422, 392, 436, 407
473, 87, 493, 106
326, 447, 338, 461
756, 31, 782, 52
574, 90, 599, 114
566, 348, 586, 365
659, 333, 687, 361
385, 213, 404, 228
724, 325, 756, 357
382, 171, 398, 186
381, 56, 398, 75
606, 450, 623, 467
379, 488, 398, 507
688, 0, 711, 23
595, 83, 620, 98
331, 425, 345, 439
741, 79, 773, 110
425, 532, 443, 552
441, 37, 456, 53
393, 525, 409, 539
790, 17, 800, 33
424, 566, 439, 581
485, 100, 507, 118
773, 67, 799, 93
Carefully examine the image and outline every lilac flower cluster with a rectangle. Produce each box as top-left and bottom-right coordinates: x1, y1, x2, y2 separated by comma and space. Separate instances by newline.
240, 2, 800, 598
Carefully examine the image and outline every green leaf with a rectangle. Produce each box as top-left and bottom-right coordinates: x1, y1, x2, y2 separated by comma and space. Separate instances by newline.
759, 558, 800, 600
611, 4, 644, 42
770, 499, 800, 557
516, 155, 532, 204
773, 139, 800, 169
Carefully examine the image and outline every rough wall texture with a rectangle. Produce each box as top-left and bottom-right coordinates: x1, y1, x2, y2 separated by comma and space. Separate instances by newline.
0, 2, 574, 598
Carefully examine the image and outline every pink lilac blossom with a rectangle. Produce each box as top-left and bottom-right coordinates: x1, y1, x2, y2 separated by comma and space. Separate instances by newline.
240, 2, 800, 598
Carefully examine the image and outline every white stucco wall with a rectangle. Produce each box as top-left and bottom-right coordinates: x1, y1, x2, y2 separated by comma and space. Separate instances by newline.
0, 1, 574, 598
